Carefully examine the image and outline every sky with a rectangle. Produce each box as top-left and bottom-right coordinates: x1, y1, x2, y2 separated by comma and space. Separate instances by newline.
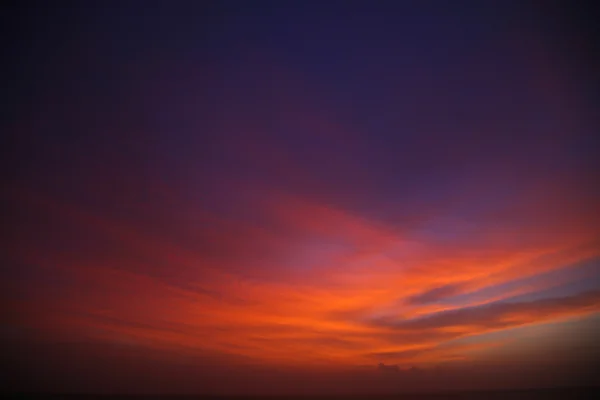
3, 0, 600, 395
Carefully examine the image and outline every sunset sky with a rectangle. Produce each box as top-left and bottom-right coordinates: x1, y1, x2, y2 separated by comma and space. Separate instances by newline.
4, 1, 600, 395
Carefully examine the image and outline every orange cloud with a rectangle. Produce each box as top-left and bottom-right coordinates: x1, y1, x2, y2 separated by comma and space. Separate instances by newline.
6, 176, 600, 372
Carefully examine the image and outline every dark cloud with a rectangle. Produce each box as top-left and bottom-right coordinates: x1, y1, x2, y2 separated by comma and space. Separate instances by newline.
405, 283, 467, 305
377, 362, 399, 373
374, 290, 600, 332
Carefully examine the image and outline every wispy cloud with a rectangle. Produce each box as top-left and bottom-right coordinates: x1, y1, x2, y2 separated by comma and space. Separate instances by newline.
7, 180, 600, 370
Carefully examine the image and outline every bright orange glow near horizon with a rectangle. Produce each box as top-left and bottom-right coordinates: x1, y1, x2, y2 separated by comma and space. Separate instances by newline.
9, 180, 600, 372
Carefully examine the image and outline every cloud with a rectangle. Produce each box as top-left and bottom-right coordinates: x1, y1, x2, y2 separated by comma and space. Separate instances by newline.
6, 175, 600, 375
371, 348, 429, 361
373, 290, 600, 333
377, 362, 399, 373
405, 283, 467, 305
